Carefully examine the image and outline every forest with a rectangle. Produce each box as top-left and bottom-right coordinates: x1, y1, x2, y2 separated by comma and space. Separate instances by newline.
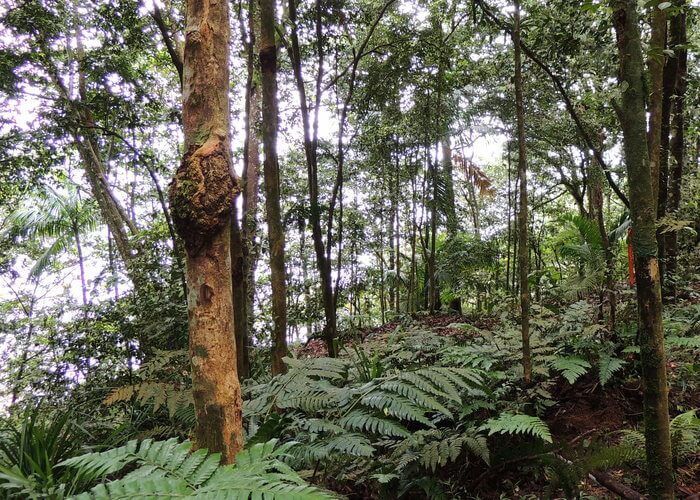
0, 0, 698, 498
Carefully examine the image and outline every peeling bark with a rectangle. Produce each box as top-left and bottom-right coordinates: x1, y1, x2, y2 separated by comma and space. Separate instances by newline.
169, 0, 244, 463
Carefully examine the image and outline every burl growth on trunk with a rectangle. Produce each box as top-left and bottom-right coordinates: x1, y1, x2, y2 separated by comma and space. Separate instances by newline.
170, 139, 238, 255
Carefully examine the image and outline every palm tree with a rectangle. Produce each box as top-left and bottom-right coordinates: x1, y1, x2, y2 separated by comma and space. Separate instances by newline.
4, 182, 98, 305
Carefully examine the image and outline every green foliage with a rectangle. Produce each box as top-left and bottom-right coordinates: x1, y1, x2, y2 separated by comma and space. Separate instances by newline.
61, 438, 336, 499
598, 354, 625, 386
480, 413, 553, 443
549, 357, 591, 384
0, 408, 89, 498
3, 182, 98, 277
619, 409, 700, 466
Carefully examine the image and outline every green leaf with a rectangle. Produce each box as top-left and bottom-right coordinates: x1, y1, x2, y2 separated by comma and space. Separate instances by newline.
550, 357, 591, 384
480, 413, 553, 443
598, 355, 625, 386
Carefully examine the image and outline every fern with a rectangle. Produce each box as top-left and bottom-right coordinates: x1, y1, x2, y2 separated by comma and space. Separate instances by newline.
549, 357, 591, 384
283, 357, 349, 381
360, 391, 434, 427
666, 335, 700, 349
337, 410, 410, 438
598, 354, 625, 386
420, 432, 490, 471
619, 409, 700, 465
61, 438, 336, 499
480, 413, 553, 443
388, 427, 489, 476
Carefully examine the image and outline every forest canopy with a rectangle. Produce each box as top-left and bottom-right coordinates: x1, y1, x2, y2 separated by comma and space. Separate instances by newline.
0, 0, 698, 498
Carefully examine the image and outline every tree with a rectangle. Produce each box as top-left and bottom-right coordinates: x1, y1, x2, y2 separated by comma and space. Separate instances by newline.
513, 0, 531, 385
5, 182, 98, 306
260, 0, 289, 375
168, 0, 244, 462
664, 1, 688, 297
612, 1, 674, 496
232, 0, 263, 380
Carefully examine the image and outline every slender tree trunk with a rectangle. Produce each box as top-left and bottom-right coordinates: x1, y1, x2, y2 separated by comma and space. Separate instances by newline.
513, 0, 531, 384
74, 225, 88, 306
388, 169, 396, 313
231, 213, 249, 378
442, 137, 457, 234
666, 4, 687, 298
260, 0, 288, 375
67, 10, 138, 281
613, 2, 674, 496
588, 153, 616, 330
287, 0, 338, 356
647, 2, 666, 207
657, 15, 678, 283
506, 144, 512, 292
232, 0, 262, 380
168, 0, 243, 463
409, 173, 418, 312
395, 149, 401, 314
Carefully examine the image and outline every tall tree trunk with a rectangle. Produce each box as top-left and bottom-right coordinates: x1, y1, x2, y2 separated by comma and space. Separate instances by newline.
168, 0, 243, 463
231, 213, 249, 379
232, 0, 262, 380
665, 3, 687, 298
442, 137, 457, 234
513, 0, 531, 385
588, 153, 616, 330
506, 144, 512, 293
260, 0, 288, 375
409, 172, 418, 312
388, 168, 396, 313
286, 0, 338, 357
72, 9, 137, 278
612, 2, 674, 496
647, 2, 666, 207
395, 160, 401, 314
657, 14, 678, 284
74, 225, 88, 306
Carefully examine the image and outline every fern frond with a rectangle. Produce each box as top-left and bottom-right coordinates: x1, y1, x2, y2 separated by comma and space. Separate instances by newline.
284, 357, 349, 381
338, 410, 410, 438
297, 418, 346, 435
104, 383, 193, 418
462, 435, 490, 465
64, 438, 336, 499
381, 381, 454, 419
549, 357, 591, 384
360, 391, 433, 427
60, 439, 141, 480
598, 355, 625, 386
666, 336, 700, 349
70, 477, 191, 499
480, 413, 553, 443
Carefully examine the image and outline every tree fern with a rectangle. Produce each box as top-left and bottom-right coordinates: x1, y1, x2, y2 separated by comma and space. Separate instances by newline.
480, 413, 553, 443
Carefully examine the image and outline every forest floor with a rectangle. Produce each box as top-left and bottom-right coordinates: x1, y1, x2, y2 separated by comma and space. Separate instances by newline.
296, 312, 700, 499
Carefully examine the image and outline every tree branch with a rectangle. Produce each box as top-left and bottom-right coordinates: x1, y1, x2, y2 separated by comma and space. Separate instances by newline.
474, 0, 630, 208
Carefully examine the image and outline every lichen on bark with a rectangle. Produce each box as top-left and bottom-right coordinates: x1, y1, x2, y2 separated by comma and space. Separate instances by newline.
169, 139, 238, 255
